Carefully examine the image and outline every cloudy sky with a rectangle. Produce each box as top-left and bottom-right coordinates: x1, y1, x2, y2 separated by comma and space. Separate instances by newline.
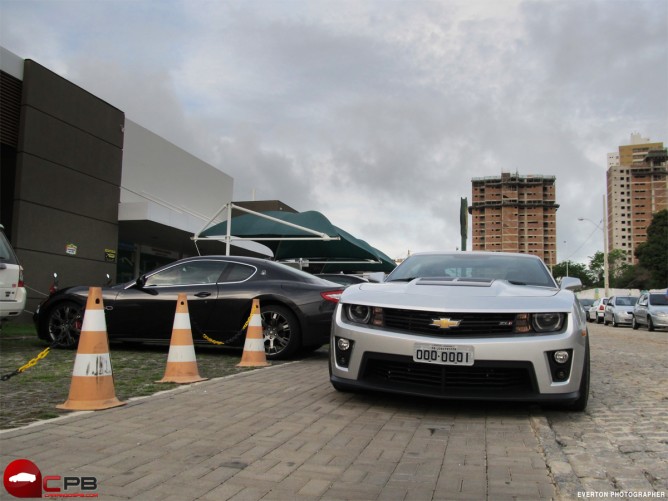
1, 0, 666, 264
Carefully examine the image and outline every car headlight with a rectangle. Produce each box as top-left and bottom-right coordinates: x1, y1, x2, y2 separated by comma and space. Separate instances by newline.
514, 313, 565, 333
343, 304, 384, 326
531, 313, 565, 332
345, 304, 371, 324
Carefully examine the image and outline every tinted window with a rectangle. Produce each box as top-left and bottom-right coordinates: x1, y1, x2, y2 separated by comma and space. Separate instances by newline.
221, 263, 256, 283
145, 261, 227, 286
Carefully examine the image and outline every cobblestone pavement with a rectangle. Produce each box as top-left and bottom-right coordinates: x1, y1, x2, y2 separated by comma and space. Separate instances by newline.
0, 323, 666, 500
542, 322, 668, 499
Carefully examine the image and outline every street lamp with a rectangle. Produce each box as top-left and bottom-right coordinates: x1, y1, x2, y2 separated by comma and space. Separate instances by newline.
578, 197, 609, 297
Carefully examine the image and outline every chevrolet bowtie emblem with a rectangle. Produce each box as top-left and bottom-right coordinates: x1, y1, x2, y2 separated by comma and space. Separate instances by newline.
430, 318, 462, 329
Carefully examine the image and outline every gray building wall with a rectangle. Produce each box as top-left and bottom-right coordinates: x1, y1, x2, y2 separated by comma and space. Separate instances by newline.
11, 59, 124, 316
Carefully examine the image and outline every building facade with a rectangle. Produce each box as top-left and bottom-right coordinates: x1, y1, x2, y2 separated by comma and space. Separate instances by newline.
469, 172, 558, 267
0, 48, 234, 318
606, 133, 667, 264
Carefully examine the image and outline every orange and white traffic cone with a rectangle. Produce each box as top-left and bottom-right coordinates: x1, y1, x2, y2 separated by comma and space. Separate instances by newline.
157, 294, 208, 384
237, 299, 270, 367
57, 287, 126, 411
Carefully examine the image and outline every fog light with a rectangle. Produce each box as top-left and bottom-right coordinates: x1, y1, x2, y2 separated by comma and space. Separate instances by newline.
334, 337, 354, 368
553, 350, 570, 364
337, 338, 351, 351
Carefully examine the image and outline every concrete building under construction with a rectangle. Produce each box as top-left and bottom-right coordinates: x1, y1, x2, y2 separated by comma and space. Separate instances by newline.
606, 133, 667, 264
469, 172, 558, 267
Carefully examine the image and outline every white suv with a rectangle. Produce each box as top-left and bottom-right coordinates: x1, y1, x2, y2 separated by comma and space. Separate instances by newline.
0, 225, 26, 320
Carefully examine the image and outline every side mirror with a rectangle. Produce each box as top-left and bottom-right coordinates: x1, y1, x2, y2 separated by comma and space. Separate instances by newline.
368, 272, 386, 283
560, 277, 582, 291
135, 275, 146, 288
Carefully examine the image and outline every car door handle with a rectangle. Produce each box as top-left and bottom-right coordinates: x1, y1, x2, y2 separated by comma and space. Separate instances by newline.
194, 292, 211, 298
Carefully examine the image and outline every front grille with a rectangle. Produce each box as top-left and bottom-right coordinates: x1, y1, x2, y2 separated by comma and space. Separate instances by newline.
361, 354, 536, 397
383, 308, 516, 337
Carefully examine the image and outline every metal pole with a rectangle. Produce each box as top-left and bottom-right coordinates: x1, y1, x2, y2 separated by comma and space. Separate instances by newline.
226, 202, 232, 256
603, 195, 609, 296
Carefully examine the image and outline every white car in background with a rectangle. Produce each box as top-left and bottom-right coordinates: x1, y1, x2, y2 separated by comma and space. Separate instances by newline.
330, 251, 589, 411
0, 225, 26, 321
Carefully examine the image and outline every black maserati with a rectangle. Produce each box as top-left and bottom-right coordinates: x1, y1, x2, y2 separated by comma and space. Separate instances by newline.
34, 256, 344, 359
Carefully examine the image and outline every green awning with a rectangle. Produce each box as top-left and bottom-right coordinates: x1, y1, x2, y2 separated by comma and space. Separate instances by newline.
197, 207, 396, 272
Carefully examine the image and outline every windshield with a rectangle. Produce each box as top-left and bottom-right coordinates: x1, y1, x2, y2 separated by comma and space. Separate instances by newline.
615, 297, 638, 306
386, 253, 556, 287
649, 294, 668, 306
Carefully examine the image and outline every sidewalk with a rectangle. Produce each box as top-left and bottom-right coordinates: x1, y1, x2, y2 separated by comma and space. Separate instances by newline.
0, 351, 562, 500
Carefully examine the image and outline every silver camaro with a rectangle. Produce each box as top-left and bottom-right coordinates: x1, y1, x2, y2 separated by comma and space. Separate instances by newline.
330, 251, 589, 411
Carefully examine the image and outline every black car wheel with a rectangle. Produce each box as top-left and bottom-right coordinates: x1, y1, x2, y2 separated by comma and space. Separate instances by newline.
46, 301, 83, 348
632, 317, 639, 330
261, 305, 301, 360
648, 316, 655, 332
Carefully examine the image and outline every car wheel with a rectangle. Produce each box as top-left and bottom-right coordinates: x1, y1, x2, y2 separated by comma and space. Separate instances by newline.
261, 305, 301, 360
648, 316, 655, 332
46, 300, 83, 348
612, 317, 618, 327
632, 317, 639, 330
565, 342, 590, 412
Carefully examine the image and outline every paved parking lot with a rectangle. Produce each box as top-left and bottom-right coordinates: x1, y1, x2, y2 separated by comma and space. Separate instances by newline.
1, 323, 666, 500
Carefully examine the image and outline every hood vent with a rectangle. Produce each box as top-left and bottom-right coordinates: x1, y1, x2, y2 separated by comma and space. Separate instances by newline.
416, 277, 494, 287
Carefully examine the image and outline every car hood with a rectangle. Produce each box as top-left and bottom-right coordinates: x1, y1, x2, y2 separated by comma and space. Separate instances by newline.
342, 278, 575, 312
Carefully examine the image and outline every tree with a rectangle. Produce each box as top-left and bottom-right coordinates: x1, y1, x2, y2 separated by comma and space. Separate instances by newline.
552, 261, 594, 287
588, 249, 628, 288
635, 209, 668, 289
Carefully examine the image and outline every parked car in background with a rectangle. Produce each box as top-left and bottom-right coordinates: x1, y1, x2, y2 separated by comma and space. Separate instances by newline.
603, 295, 638, 327
330, 251, 589, 411
587, 297, 608, 323
315, 274, 368, 287
34, 256, 344, 359
578, 298, 595, 316
632, 292, 668, 331
0, 225, 26, 322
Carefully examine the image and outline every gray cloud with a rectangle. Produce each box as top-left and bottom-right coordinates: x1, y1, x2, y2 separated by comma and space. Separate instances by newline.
1, 0, 666, 261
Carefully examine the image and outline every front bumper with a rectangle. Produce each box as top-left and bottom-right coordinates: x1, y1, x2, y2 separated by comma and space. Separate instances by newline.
330, 306, 587, 403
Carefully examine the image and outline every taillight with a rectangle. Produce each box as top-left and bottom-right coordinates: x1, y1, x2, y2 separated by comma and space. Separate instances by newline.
321, 290, 344, 303
17, 268, 24, 288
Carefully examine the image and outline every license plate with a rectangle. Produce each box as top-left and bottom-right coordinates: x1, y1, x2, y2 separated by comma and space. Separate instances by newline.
413, 343, 474, 366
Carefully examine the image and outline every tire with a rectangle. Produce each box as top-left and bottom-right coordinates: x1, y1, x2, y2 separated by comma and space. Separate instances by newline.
45, 300, 83, 348
260, 305, 301, 360
632, 317, 639, 330
612, 317, 618, 327
648, 316, 655, 332
566, 342, 590, 412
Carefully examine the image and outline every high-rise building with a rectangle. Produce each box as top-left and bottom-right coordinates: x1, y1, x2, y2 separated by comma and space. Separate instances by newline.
606, 133, 667, 264
469, 172, 559, 267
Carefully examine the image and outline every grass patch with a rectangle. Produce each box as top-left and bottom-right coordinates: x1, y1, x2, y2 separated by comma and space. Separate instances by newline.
0, 327, 290, 430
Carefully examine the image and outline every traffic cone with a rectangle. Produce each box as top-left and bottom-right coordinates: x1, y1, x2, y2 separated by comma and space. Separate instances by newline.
57, 287, 126, 411
237, 299, 270, 367
157, 294, 208, 384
